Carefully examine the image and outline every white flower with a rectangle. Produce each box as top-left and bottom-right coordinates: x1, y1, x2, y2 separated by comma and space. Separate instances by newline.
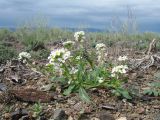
18, 52, 31, 60
48, 48, 71, 64
68, 80, 72, 84
74, 31, 85, 42
95, 43, 106, 51
48, 48, 65, 60
111, 65, 128, 74
70, 67, 78, 74
111, 73, 116, 77
76, 56, 82, 60
97, 55, 102, 62
118, 56, 128, 61
63, 51, 71, 61
54, 63, 63, 75
98, 77, 104, 83
63, 41, 75, 46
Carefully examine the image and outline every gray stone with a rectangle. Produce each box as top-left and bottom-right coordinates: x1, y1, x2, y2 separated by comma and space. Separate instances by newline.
52, 109, 68, 120
78, 113, 90, 120
0, 67, 5, 73
11, 108, 28, 120
0, 83, 7, 92
99, 112, 115, 120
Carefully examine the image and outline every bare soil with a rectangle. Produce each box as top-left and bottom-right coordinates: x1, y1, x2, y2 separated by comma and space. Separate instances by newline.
0, 39, 160, 120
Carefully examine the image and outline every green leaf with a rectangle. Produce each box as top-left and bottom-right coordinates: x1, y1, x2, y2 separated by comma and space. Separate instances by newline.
153, 91, 159, 96
154, 72, 160, 80
79, 87, 91, 103
120, 90, 132, 99
63, 85, 75, 96
51, 77, 65, 81
143, 89, 151, 94
148, 90, 153, 95
116, 88, 132, 99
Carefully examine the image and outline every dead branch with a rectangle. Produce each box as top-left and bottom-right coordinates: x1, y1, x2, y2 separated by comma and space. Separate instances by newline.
145, 38, 157, 55
129, 39, 160, 70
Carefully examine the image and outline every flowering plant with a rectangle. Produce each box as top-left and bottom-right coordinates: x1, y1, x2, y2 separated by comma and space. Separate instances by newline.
111, 65, 128, 78
18, 52, 31, 63
47, 31, 131, 102
118, 56, 128, 61
74, 31, 85, 42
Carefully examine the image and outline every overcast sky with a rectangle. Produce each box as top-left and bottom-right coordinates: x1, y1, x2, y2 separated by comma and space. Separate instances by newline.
0, 0, 160, 32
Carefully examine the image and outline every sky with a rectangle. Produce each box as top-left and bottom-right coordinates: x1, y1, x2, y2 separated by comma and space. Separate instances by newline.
0, 0, 160, 32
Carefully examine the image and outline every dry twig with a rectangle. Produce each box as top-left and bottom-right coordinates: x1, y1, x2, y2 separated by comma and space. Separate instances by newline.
130, 39, 160, 70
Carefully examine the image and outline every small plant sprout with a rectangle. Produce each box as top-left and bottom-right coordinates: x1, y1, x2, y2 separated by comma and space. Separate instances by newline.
74, 31, 85, 42
143, 82, 160, 96
18, 52, 31, 63
118, 56, 128, 61
32, 102, 42, 118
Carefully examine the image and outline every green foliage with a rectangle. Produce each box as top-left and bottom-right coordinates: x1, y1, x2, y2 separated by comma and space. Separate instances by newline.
47, 32, 131, 102
0, 44, 17, 63
32, 102, 42, 118
15, 27, 47, 51
30, 49, 50, 60
112, 87, 132, 99
143, 82, 160, 96
4, 105, 14, 113
0, 29, 11, 41
154, 72, 160, 80
15, 17, 49, 51
79, 87, 91, 103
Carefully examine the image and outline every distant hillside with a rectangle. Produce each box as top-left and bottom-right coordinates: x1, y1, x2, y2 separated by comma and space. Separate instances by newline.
0, 26, 106, 32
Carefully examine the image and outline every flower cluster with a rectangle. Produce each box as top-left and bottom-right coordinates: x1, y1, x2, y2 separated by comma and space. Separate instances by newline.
48, 48, 71, 64
118, 56, 128, 61
18, 52, 31, 63
74, 31, 85, 42
48, 48, 71, 76
111, 65, 128, 77
96, 43, 107, 65
95, 43, 106, 51
76, 56, 82, 60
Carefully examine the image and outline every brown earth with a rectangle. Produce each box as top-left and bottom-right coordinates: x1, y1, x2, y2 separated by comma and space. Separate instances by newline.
0, 39, 160, 120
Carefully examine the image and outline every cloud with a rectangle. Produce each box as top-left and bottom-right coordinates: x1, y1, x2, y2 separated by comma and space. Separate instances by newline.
0, 0, 159, 31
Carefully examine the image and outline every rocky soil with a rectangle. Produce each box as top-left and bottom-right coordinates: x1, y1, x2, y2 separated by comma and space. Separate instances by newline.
0, 39, 160, 120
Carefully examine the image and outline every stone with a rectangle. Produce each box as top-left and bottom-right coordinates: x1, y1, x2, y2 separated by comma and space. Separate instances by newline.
99, 112, 115, 120
9, 88, 54, 103
137, 107, 145, 114
10, 75, 26, 84
0, 67, 5, 73
78, 113, 90, 120
11, 108, 28, 120
4, 113, 11, 119
0, 83, 7, 92
52, 109, 68, 120
116, 117, 127, 120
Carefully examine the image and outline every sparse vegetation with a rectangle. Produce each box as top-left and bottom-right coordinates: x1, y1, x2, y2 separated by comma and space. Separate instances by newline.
0, 17, 160, 119
0, 43, 17, 63
143, 82, 160, 97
